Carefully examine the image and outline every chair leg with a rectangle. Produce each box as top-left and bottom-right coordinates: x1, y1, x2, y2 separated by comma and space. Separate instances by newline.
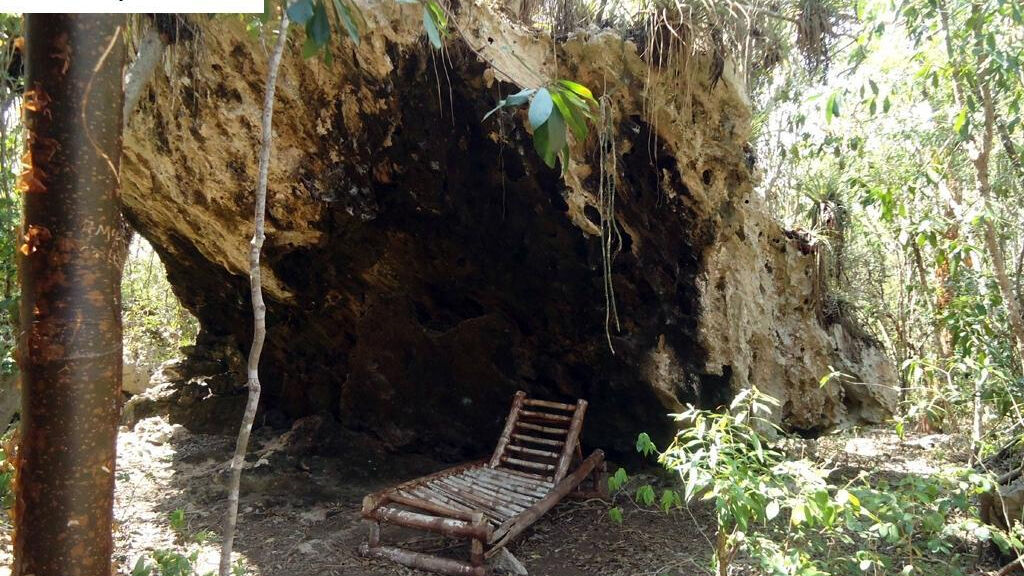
469, 512, 486, 568
366, 519, 380, 547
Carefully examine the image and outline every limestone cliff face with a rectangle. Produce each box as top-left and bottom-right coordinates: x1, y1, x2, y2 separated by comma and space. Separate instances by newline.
120, 5, 898, 458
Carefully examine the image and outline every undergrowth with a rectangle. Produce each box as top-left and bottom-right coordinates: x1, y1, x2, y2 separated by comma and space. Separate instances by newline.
610, 388, 1022, 576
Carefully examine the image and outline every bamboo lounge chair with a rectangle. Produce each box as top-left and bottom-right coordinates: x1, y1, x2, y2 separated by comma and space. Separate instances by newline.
358, 390, 607, 576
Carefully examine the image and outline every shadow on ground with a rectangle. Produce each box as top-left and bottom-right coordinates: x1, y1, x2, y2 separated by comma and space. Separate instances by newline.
109, 415, 714, 576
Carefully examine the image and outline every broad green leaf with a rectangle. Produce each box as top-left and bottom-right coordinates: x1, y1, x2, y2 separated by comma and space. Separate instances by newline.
287, 0, 315, 24
557, 79, 595, 102
529, 88, 554, 129
301, 35, 320, 59
422, 5, 441, 48
533, 120, 554, 168
333, 0, 360, 44
551, 90, 587, 142
306, 1, 330, 48
559, 89, 596, 119
545, 108, 567, 163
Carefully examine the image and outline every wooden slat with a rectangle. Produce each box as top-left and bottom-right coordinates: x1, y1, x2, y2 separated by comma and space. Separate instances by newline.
408, 486, 504, 525
478, 467, 552, 491
522, 398, 577, 412
442, 475, 533, 510
553, 399, 588, 483
519, 409, 572, 423
429, 478, 519, 519
516, 421, 569, 435
463, 469, 545, 502
501, 455, 555, 472
487, 450, 605, 553
434, 477, 524, 515
390, 492, 477, 522
452, 473, 539, 507
511, 433, 565, 447
498, 465, 551, 482
374, 506, 486, 539
506, 444, 560, 460
489, 391, 527, 468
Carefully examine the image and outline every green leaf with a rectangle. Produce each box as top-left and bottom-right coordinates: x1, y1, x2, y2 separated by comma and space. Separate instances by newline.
557, 79, 595, 102
426, 0, 447, 31
608, 506, 623, 524
533, 120, 553, 168
287, 0, 315, 24
504, 87, 535, 107
301, 35, 320, 59
483, 88, 537, 121
131, 557, 152, 576
953, 107, 969, 137
608, 467, 628, 492
306, 1, 330, 48
529, 88, 554, 129
422, 5, 442, 48
551, 90, 587, 142
332, 0, 360, 44
791, 502, 807, 526
545, 108, 567, 163
825, 92, 840, 124
636, 484, 655, 506
660, 489, 679, 512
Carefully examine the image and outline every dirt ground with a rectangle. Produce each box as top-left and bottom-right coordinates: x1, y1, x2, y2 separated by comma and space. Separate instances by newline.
0, 415, 716, 576
0, 417, 996, 576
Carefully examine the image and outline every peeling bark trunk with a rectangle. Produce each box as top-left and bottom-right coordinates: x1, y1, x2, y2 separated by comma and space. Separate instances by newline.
14, 14, 125, 576
219, 11, 289, 576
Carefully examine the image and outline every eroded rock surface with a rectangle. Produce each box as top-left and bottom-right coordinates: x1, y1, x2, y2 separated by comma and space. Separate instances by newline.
121, 7, 898, 459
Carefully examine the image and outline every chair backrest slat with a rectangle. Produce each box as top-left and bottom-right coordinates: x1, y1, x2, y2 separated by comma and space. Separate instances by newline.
490, 391, 587, 483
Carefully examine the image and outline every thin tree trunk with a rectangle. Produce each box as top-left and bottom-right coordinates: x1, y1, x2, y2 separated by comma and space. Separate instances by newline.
14, 14, 125, 576
218, 11, 289, 576
938, 0, 1024, 366
911, 242, 948, 359
975, 83, 1024, 366
123, 26, 167, 128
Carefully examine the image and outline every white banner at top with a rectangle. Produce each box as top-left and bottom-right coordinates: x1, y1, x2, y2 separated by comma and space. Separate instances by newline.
0, 0, 263, 12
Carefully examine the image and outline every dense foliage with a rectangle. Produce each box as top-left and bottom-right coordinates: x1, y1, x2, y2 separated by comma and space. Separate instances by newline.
756, 0, 1024, 445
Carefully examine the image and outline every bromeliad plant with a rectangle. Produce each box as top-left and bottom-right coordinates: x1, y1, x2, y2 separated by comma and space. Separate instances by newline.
484, 80, 598, 169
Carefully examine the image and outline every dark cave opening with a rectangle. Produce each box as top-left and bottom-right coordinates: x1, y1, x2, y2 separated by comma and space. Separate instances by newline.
126, 43, 731, 464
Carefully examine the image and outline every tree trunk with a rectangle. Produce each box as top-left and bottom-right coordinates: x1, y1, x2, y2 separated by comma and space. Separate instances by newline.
14, 14, 125, 576
975, 83, 1024, 367
218, 11, 289, 576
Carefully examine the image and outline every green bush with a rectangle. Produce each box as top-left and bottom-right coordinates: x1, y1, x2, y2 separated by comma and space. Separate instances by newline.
615, 388, 1022, 576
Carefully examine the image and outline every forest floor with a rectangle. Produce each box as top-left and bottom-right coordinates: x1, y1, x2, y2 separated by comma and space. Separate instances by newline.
0, 415, 995, 576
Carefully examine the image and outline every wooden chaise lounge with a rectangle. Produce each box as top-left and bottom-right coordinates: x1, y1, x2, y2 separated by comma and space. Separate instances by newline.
358, 391, 606, 576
